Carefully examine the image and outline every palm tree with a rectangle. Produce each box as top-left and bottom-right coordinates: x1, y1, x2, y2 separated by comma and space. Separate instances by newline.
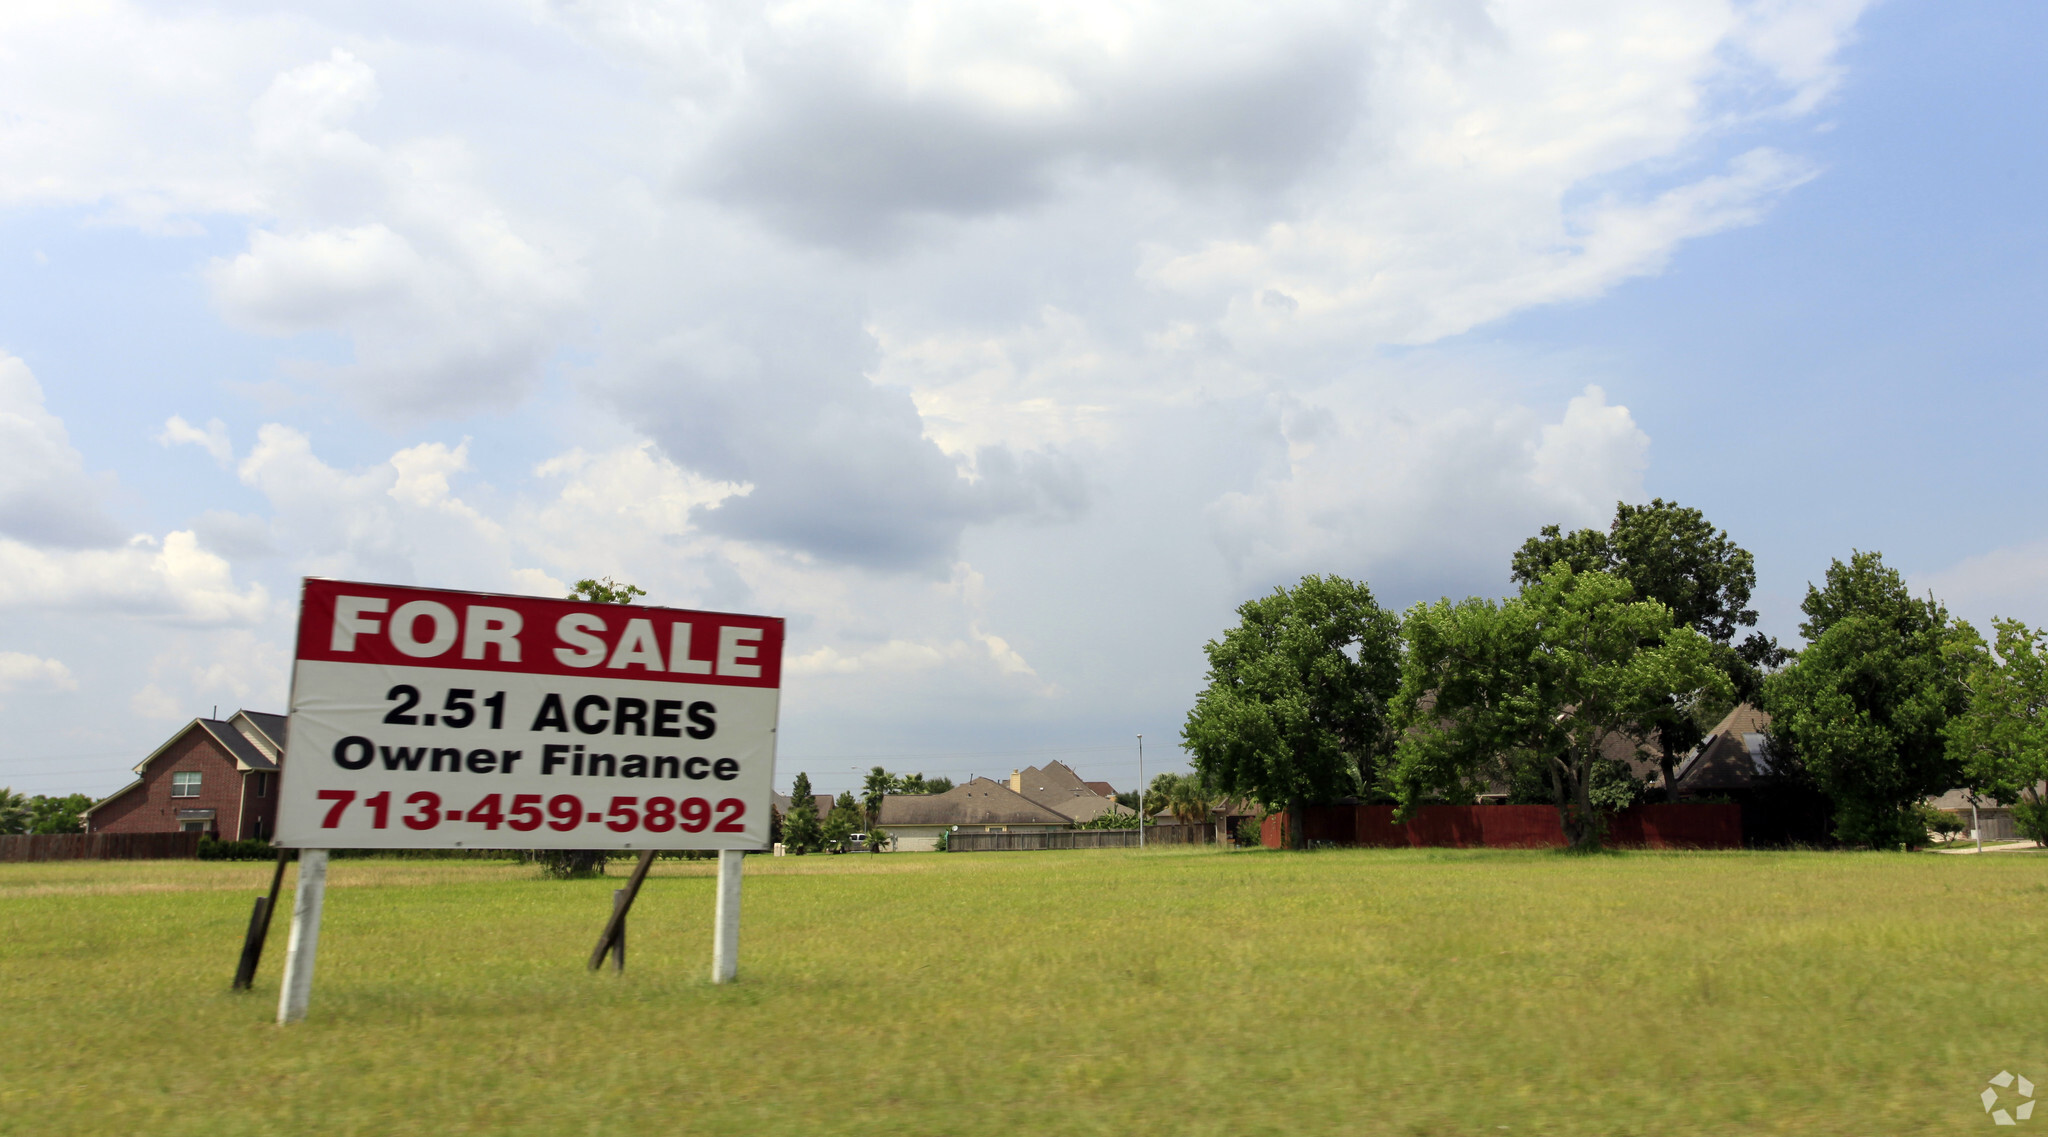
1164, 774, 1215, 826
861, 766, 899, 826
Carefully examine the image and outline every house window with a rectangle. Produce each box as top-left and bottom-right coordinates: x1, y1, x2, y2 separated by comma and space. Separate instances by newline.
171, 771, 202, 797
254, 772, 268, 797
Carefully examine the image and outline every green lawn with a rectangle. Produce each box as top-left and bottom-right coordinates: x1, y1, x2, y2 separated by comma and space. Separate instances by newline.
3, 847, 2044, 1136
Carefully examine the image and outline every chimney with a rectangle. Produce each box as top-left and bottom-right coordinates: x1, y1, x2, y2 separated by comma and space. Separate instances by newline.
1010, 769, 1022, 793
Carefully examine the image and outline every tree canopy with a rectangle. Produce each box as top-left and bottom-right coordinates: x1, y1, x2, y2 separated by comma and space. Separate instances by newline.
822, 791, 863, 851
1947, 618, 2048, 843
1181, 575, 1402, 845
1512, 498, 1779, 796
1393, 564, 1729, 849
1762, 551, 1970, 848
782, 771, 824, 854
569, 577, 647, 605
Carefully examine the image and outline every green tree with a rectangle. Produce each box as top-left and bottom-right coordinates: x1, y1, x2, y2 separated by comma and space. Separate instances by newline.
1945, 618, 2048, 845
0, 787, 29, 835
27, 793, 92, 834
822, 791, 862, 851
1182, 574, 1403, 848
1763, 551, 1971, 848
783, 772, 823, 854
569, 576, 647, 605
861, 766, 899, 825
1513, 499, 1782, 798
1393, 565, 1729, 850
1146, 772, 1216, 825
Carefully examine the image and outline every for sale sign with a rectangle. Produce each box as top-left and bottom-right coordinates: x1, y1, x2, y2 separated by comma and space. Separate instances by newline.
273, 580, 782, 850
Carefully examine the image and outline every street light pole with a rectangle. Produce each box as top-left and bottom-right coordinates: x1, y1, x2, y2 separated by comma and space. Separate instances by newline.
1137, 734, 1144, 851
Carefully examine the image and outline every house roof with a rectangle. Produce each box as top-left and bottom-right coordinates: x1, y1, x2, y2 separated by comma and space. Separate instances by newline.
238, 711, 287, 751
1083, 781, 1117, 798
83, 710, 285, 817
1674, 704, 1775, 792
202, 719, 277, 772
771, 793, 835, 817
1010, 761, 1130, 823
876, 778, 1072, 827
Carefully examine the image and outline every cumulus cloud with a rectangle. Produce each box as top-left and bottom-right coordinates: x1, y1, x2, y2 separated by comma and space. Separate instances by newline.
158, 415, 234, 467
664, 1, 1365, 247
0, 531, 270, 625
129, 629, 291, 722
1919, 541, 2048, 631
1207, 384, 1649, 592
0, 352, 123, 548
0, 354, 268, 624
0, 0, 1885, 789
0, 652, 77, 693
595, 308, 1086, 570
203, 50, 581, 418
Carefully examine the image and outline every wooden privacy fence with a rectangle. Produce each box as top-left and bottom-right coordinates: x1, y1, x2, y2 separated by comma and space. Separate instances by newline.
0, 832, 204, 862
1262, 804, 1743, 850
950, 823, 1217, 852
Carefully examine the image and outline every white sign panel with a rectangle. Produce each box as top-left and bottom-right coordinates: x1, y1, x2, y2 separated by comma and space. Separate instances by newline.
274, 580, 783, 850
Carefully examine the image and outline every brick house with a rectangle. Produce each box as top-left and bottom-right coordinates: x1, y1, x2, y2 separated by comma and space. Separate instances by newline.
83, 711, 287, 840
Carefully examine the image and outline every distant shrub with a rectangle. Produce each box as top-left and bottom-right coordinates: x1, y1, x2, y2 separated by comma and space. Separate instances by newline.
197, 836, 274, 861
1913, 802, 1965, 844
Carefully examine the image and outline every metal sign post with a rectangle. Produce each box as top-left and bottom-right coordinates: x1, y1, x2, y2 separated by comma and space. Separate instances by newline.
270, 579, 782, 1022
712, 849, 742, 983
277, 849, 329, 1023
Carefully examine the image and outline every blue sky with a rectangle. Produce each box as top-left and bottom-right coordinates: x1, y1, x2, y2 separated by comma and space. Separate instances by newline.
1, 0, 2042, 799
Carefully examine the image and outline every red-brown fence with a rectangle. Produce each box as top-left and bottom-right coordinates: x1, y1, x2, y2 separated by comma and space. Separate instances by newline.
948, 822, 1218, 852
1261, 803, 1742, 850
0, 832, 204, 862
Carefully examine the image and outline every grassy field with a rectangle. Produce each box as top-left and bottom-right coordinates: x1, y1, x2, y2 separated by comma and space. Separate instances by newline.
4, 847, 2045, 1136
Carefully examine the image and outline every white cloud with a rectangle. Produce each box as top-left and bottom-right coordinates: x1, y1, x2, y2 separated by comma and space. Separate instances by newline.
0, 531, 270, 625
0, 354, 267, 623
0, 351, 122, 548
1206, 385, 1648, 590
1919, 542, 2048, 632
0, 0, 1884, 792
131, 629, 291, 720
205, 51, 582, 417
0, 652, 77, 693
158, 415, 234, 467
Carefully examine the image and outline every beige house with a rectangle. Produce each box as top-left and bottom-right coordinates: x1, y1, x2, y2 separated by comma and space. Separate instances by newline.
876, 778, 1073, 851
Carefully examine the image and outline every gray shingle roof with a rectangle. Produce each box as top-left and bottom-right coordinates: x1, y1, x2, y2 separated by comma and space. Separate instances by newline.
200, 719, 277, 772
876, 778, 1072, 826
1012, 761, 1128, 823
1674, 704, 1774, 791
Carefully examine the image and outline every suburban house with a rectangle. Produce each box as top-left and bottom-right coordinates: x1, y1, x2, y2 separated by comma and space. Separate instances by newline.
877, 777, 1073, 851
1667, 703, 1829, 845
1671, 703, 1774, 794
1009, 761, 1134, 825
84, 710, 288, 840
